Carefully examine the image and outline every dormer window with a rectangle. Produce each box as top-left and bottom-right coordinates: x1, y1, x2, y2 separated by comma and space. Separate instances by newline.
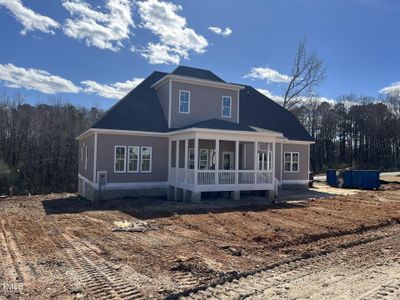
179, 90, 190, 114
222, 96, 232, 118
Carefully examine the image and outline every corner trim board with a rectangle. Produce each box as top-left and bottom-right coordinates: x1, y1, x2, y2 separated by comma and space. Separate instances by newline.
93, 132, 98, 183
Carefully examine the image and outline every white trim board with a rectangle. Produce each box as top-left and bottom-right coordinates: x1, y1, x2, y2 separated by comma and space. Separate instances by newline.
79, 173, 95, 188
93, 132, 98, 183
99, 181, 169, 191
151, 74, 245, 91
280, 180, 309, 185
168, 79, 172, 128
76, 127, 289, 140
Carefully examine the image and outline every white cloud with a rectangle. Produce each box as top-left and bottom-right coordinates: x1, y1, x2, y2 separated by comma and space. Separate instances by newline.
81, 77, 144, 99
256, 88, 283, 102
0, 63, 80, 94
137, 0, 208, 64
62, 0, 134, 51
245, 67, 291, 83
0, 63, 145, 100
139, 43, 180, 65
208, 26, 232, 37
379, 82, 400, 96
0, 0, 60, 35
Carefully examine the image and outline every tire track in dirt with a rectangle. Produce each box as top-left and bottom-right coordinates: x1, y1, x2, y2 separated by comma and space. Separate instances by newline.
0, 218, 35, 283
62, 234, 145, 299
361, 277, 400, 300
178, 225, 400, 300
163, 254, 208, 291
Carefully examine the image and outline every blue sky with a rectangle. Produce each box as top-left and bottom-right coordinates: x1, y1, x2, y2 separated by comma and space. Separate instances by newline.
0, 0, 399, 109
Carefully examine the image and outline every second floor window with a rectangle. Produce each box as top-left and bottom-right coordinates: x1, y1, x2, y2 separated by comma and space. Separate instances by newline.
222, 96, 232, 118
179, 90, 190, 113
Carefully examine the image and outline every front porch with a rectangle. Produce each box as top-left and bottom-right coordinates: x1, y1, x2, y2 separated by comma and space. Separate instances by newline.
168, 129, 280, 201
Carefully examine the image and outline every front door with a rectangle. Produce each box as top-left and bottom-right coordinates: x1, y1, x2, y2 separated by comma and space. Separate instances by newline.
222, 152, 234, 170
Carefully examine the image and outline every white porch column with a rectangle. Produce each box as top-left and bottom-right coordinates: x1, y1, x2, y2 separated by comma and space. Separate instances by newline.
272, 141, 276, 178
215, 139, 220, 184
184, 139, 188, 183
194, 137, 199, 185
254, 141, 258, 184
235, 140, 239, 184
176, 140, 180, 169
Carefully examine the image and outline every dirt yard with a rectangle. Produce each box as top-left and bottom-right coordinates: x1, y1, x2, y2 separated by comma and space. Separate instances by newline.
0, 183, 399, 300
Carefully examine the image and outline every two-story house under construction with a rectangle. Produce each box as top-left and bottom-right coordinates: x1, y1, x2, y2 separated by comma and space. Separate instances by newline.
77, 66, 314, 201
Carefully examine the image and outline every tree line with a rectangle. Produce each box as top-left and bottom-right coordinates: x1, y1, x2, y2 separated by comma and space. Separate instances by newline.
293, 94, 400, 173
0, 93, 101, 195
0, 92, 399, 195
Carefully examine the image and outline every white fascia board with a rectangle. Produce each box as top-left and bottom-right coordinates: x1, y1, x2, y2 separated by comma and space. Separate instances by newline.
76, 129, 95, 140
168, 127, 284, 138
282, 140, 315, 145
151, 74, 245, 91
87, 128, 167, 137
78, 128, 306, 143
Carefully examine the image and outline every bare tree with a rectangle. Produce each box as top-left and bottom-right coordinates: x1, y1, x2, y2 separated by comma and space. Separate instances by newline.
283, 39, 326, 110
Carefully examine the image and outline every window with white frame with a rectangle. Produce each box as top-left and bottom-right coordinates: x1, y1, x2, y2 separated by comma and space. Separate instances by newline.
284, 152, 299, 172
114, 146, 126, 172
128, 146, 139, 172
179, 90, 190, 113
141, 147, 152, 172
85, 146, 88, 170
222, 96, 232, 118
188, 148, 194, 169
199, 149, 209, 170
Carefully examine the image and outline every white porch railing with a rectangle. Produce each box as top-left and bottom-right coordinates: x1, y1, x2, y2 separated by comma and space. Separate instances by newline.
238, 171, 255, 184
198, 170, 216, 185
170, 168, 273, 186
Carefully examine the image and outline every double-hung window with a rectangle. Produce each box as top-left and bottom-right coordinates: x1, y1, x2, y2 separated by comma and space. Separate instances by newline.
179, 91, 190, 113
114, 146, 126, 172
141, 147, 152, 172
284, 152, 299, 172
128, 146, 139, 172
222, 96, 232, 118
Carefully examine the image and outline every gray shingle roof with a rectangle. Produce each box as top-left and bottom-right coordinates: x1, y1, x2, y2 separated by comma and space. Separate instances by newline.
176, 118, 257, 132
92, 72, 169, 132
172, 66, 225, 83
239, 86, 313, 141
92, 66, 313, 141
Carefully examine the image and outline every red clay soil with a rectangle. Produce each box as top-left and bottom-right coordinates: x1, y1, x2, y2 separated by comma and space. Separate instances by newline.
0, 185, 399, 299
